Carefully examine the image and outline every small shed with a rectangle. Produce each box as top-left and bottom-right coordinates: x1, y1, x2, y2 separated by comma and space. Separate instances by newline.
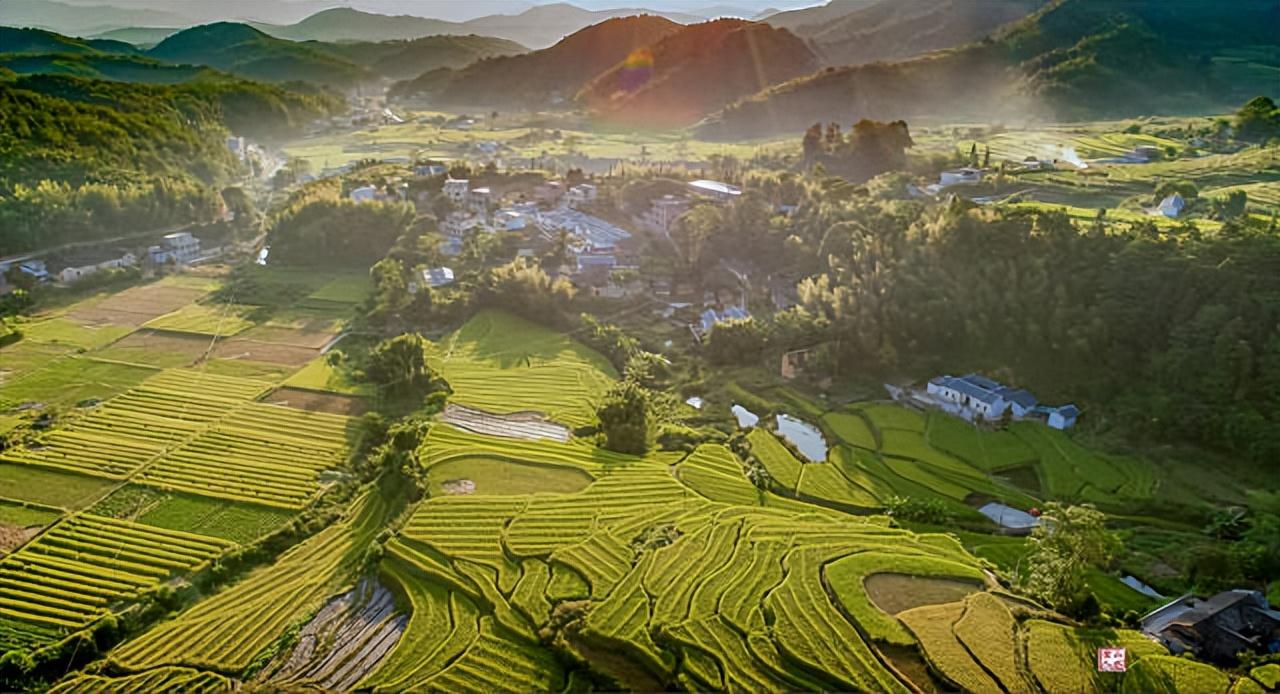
1157, 193, 1186, 218
1047, 404, 1080, 430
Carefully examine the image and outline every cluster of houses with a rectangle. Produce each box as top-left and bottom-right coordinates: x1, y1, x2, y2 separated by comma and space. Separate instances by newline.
1, 231, 212, 289
924, 373, 1080, 429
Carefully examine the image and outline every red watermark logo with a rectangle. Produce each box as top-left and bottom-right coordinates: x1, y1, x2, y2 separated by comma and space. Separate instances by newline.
1097, 647, 1127, 673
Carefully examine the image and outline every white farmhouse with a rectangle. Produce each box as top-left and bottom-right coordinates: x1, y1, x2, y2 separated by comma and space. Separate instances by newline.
939, 168, 983, 187
1157, 193, 1186, 218
443, 178, 470, 204
350, 185, 378, 203
567, 184, 598, 208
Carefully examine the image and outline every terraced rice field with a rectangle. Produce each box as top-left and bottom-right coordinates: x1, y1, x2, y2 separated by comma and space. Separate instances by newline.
437, 310, 616, 427
143, 302, 256, 336
0, 515, 231, 648
49, 667, 236, 693
111, 480, 401, 672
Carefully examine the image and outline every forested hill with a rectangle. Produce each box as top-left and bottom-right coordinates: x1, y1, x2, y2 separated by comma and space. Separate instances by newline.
0, 26, 136, 55
700, 0, 1280, 138
765, 0, 1044, 67
577, 19, 818, 128
305, 34, 528, 82
390, 15, 682, 108
147, 23, 369, 89
0, 73, 340, 253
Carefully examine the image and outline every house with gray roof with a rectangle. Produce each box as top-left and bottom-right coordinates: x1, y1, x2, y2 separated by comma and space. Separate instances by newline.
1142, 590, 1280, 663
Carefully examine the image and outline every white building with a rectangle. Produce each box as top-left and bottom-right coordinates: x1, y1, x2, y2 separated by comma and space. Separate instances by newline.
688, 180, 741, 202
496, 210, 528, 231
421, 266, 455, 288
926, 373, 1077, 428
642, 195, 692, 233
56, 251, 137, 283
939, 168, 983, 186
350, 185, 378, 203
149, 231, 201, 265
1157, 193, 1186, 218
469, 187, 492, 213
535, 208, 631, 252
567, 184, 598, 207
444, 178, 470, 204
440, 211, 486, 240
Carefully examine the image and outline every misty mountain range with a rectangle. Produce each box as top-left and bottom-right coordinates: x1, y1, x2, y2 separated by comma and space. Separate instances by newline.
0, 0, 819, 39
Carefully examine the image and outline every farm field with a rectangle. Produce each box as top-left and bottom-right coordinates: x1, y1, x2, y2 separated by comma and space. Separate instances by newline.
0, 514, 232, 650
436, 310, 617, 427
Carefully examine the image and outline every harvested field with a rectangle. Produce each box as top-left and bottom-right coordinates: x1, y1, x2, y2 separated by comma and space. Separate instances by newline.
263, 388, 370, 416
260, 579, 407, 692
210, 339, 319, 366
240, 324, 342, 350
440, 404, 570, 443
864, 574, 985, 615
92, 330, 210, 368
67, 284, 208, 326
0, 525, 40, 555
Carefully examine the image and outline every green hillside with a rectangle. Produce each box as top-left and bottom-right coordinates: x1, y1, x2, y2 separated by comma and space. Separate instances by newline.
0, 26, 137, 55
702, 0, 1280, 138
308, 34, 528, 82
148, 22, 369, 89
0, 52, 214, 84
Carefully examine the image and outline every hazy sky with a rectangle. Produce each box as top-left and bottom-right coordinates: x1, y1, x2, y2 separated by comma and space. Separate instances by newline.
38, 0, 829, 24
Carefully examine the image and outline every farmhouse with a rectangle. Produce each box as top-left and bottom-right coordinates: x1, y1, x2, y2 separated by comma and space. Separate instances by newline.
536, 180, 565, 204
1142, 590, 1280, 663
350, 185, 378, 203
688, 179, 741, 202
421, 267, 455, 288
697, 306, 750, 337
469, 187, 493, 213
414, 164, 447, 177
641, 195, 691, 233
567, 184, 598, 207
443, 178, 470, 203
147, 231, 201, 266
440, 211, 487, 240
1157, 193, 1186, 218
53, 250, 137, 283
939, 168, 983, 186
926, 373, 1078, 428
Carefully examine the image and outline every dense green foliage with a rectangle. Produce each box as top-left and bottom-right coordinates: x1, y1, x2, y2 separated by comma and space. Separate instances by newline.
596, 380, 652, 454
0, 72, 337, 252
268, 181, 416, 268
774, 185, 1280, 469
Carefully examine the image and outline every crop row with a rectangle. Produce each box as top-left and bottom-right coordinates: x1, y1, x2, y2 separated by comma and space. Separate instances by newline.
425, 617, 565, 693
48, 666, 236, 694
112, 485, 394, 672
0, 515, 229, 634
581, 553, 673, 678
548, 530, 633, 598
1, 429, 161, 479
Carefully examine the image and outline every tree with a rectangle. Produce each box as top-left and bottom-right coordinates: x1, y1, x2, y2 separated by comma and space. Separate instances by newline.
541, 228, 576, 271
1019, 503, 1119, 612
363, 333, 437, 398
1235, 96, 1280, 142
705, 317, 766, 365
596, 380, 651, 455
478, 258, 575, 325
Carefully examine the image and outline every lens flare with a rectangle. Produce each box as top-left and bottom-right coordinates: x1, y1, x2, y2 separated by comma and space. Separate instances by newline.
619, 48, 655, 92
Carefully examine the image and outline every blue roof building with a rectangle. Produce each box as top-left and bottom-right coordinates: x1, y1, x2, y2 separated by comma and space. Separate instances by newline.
926, 373, 1069, 426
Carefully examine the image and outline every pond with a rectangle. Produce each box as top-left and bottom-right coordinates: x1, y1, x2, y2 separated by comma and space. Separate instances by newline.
775, 413, 828, 462
731, 404, 759, 428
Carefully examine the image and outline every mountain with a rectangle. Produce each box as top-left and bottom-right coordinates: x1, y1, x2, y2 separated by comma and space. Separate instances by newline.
578, 19, 817, 127
700, 0, 1280, 138
768, 0, 1044, 67
0, 26, 137, 55
253, 4, 701, 49
0, 52, 214, 84
307, 34, 528, 81
689, 5, 758, 19
89, 26, 179, 46
390, 14, 682, 107
147, 22, 368, 88
251, 8, 459, 43
0, 0, 187, 36
761, 0, 878, 31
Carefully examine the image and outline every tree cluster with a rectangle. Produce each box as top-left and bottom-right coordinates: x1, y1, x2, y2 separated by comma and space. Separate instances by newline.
802, 119, 914, 182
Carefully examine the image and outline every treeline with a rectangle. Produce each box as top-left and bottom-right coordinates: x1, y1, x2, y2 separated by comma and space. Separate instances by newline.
0, 73, 340, 253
